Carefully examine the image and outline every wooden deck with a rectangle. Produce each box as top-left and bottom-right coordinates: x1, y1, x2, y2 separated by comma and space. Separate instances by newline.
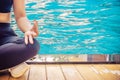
0, 64, 120, 80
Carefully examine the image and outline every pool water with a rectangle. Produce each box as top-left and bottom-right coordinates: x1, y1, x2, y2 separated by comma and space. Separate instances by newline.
12, 0, 120, 54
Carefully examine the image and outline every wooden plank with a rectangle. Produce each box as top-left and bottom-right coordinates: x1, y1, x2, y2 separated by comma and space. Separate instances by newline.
103, 64, 120, 70
0, 75, 9, 80
46, 64, 65, 80
75, 64, 103, 80
0, 71, 10, 80
61, 64, 84, 80
28, 64, 46, 80
116, 64, 120, 68
9, 68, 29, 80
103, 64, 120, 80
93, 64, 119, 80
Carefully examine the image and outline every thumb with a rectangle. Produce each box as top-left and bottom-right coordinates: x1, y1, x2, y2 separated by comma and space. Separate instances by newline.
32, 20, 39, 35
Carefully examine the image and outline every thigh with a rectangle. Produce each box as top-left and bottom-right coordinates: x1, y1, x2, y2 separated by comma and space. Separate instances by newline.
0, 36, 24, 46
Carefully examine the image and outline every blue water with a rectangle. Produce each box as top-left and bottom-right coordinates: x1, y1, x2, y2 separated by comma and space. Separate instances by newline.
12, 0, 120, 54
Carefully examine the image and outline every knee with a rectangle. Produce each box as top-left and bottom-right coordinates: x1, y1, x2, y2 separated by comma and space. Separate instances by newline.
26, 39, 40, 54
33, 39, 40, 52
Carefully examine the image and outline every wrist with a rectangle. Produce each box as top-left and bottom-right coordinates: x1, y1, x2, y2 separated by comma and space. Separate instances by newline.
16, 17, 33, 32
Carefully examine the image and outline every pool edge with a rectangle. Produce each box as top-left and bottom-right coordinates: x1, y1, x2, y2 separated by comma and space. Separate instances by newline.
26, 54, 120, 64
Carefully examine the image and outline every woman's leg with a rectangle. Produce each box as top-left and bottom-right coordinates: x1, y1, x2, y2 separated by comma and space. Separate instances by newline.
0, 36, 40, 70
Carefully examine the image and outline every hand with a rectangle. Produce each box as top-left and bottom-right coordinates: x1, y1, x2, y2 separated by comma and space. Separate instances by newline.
24, 20, 39, 44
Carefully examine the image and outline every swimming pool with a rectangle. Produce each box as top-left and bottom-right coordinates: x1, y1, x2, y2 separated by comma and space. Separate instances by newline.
12, 0, 120, 55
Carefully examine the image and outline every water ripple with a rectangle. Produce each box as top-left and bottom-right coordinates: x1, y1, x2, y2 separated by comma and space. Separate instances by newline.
12, 0, 120, 54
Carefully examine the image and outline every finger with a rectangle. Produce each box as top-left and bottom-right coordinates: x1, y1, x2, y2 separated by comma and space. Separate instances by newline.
28, 34, 34, 44
33, 20, 39, 35
25, 34, 28, 45
34, 20, 38, 27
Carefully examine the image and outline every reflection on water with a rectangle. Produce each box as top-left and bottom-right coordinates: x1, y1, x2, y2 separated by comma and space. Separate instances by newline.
11, 0, 120, 54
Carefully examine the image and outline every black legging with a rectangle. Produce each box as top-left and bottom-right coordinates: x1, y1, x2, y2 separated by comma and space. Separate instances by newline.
0, 23, 40, 70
